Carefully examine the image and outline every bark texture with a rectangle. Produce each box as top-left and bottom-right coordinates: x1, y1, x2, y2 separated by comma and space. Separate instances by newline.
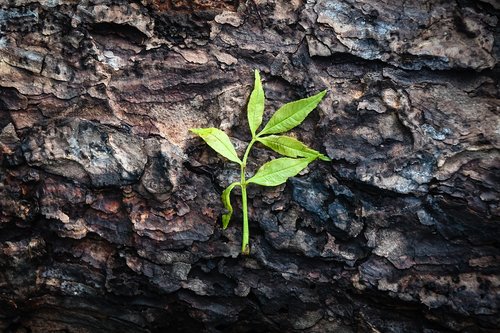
1, 0, 499, 332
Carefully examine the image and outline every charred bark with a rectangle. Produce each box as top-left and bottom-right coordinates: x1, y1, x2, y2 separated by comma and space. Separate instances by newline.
0, 0, 499, 332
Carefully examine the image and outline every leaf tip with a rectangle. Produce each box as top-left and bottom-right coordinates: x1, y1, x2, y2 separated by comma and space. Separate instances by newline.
222, 214, 230, 229
253, 69, 262, 88
319, 154, 332, 162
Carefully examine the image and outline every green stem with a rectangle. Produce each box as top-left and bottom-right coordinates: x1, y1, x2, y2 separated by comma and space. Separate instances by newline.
240, 138, 256, 255
242, 138, 256, 166
241, 184, 249, 255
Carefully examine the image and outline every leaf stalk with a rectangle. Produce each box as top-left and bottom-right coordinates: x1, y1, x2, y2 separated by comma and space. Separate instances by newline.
240, 137, 256, 255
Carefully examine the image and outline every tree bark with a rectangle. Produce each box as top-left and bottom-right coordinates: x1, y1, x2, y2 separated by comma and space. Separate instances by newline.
1, 0, 499, 332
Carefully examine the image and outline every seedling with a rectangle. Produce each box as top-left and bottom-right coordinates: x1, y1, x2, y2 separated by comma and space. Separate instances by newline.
190, 70, 330, 255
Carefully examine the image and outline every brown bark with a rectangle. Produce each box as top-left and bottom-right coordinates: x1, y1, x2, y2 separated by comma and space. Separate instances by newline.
0, 0, 499, 332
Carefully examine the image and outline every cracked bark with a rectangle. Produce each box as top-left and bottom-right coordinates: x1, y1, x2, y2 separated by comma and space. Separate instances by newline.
0, 0, 499, 332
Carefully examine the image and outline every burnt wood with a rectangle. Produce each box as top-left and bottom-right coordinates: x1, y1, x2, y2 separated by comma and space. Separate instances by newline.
0, 0, 499, 332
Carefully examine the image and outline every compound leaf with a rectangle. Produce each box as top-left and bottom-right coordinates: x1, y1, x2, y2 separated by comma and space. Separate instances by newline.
247, 70, 265, 137
190, 128, 242, 164
258, 90, 327, 136
257, 135, 331, 161
247, 157, 315, 187
221, 182, 240, 229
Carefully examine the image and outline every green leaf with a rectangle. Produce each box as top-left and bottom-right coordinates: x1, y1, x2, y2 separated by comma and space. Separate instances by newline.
221, 182, 240, 229
247, 70, 265, 137
257, 135, 331, 161
247, 157, 315, 187
258, 90, 327, 136
190, 128, 242, 164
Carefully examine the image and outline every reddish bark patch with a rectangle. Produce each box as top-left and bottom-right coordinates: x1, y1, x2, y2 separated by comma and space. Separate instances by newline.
150, 0, 238, 12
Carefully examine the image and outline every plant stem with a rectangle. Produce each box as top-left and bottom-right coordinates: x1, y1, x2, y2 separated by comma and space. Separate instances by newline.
242, 138, 256, 166
241, 184, 249, 255
240, 138, 256, 255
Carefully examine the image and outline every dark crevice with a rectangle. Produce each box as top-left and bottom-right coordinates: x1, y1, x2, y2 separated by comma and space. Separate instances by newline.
89, 22, 147, 45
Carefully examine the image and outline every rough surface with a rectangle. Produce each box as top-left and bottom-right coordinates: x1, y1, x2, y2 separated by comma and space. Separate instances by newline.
0, 0, 499, 332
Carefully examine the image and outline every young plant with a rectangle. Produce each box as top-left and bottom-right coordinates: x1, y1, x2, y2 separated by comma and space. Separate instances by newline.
190, 70, 330, 255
